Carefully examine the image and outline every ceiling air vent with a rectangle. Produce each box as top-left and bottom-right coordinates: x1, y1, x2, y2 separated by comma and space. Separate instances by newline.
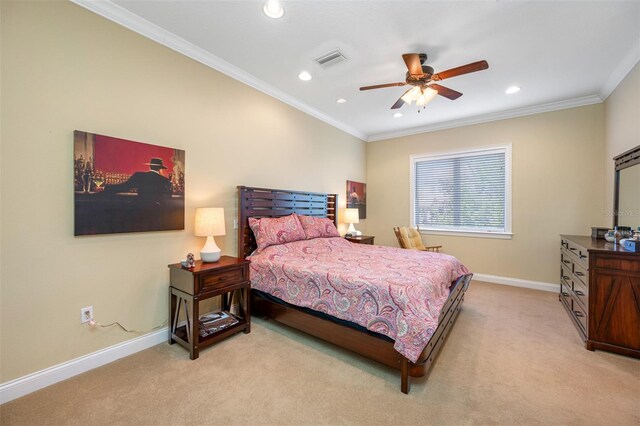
314, 50, 347, 68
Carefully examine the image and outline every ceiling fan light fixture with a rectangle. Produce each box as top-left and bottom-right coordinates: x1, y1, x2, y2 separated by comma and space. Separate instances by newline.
263, 0, 284, 18
401, 86, 422, 104
416, 87, 438, 106
298, 71, 312, 81
505, 86, 521, 94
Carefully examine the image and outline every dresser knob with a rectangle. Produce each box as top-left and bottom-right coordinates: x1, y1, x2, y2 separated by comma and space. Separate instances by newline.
575, 290, 585, 296
574, 311, 584, 317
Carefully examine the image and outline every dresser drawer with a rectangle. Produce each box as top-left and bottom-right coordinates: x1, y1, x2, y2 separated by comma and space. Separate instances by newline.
560, 282, 572, 308
561, 250, 573, 269
571, 299, 587, 332
566, 240, 589, 269
572, 277, 588, 310
573, 261, 588, 286
561, 264, 573, 284
592, 254, 640, 272
200, 267, 245, 290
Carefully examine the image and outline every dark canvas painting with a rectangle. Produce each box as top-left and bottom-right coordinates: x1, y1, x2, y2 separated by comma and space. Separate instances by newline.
74, 131, 185, 235
346, 180, 366, 219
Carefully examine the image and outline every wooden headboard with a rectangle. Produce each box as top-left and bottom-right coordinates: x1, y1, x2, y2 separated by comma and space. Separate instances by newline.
237, 186, 338, 259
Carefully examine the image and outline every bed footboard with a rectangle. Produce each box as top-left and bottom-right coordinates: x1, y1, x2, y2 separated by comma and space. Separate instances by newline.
400, 273, 472, 393
252, 273, 473, 394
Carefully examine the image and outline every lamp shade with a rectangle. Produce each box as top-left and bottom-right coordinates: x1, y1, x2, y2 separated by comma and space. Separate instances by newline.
344, 208, 360, 224
194, 208, 225, 237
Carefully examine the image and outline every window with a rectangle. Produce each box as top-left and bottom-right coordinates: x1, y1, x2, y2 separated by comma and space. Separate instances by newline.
410, 145, 512, 238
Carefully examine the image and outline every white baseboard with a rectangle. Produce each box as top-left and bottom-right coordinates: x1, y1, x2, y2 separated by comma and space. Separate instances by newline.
473, 273, 559, 293
0, 327, 168, 404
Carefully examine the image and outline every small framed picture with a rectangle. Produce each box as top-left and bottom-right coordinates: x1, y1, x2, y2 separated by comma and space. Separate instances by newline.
346, 180, 366, 219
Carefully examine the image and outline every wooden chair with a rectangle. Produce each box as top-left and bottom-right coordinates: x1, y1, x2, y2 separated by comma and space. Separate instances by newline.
393, 226, 442, 252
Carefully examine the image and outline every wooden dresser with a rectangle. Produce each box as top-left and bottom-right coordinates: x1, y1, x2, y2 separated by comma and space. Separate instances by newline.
560, 235, 640, 358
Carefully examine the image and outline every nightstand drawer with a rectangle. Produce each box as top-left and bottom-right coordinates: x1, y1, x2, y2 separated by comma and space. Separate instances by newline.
200, 267, 245, 290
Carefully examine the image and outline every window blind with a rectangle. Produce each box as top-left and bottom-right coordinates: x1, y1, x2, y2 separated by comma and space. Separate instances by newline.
413, 149, 507, 233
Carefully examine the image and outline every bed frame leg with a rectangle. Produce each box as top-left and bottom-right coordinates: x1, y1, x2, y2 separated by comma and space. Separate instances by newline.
401, 357, 409, 394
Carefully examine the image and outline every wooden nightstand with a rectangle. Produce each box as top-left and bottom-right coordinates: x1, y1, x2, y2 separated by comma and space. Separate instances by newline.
168, 256, 250, 360
345, 235, 375, 245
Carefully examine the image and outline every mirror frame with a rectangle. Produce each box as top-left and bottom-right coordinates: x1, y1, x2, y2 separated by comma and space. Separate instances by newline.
613, 144, 640, 226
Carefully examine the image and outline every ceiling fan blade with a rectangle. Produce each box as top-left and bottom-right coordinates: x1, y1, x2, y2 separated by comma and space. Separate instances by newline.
360, 82, 406, 91
402, 53, 423, 76
391, 89, 412, 109
430, 84, 463, 100
432, 60, 489, 81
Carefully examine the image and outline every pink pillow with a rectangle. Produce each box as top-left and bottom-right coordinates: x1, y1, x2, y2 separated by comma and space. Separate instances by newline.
296, 214, 340, 239
248, 214, 306, 253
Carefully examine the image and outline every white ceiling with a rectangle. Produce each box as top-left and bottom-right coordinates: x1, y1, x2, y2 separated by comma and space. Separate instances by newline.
77, 1, 640, 141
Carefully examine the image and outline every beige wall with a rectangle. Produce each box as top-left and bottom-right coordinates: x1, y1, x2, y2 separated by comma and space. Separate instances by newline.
367, 105, 605, 284
0, 1, 366, 382
604, 63, 640, 227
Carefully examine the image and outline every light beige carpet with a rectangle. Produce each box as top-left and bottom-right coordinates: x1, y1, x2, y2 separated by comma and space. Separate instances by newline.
1, 281, 639, 425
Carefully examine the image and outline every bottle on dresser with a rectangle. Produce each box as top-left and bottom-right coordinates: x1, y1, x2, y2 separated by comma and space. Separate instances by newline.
613, 226, 622, 245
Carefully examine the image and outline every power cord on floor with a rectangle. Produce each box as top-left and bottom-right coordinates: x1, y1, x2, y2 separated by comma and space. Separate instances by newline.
87, 316, 168, 334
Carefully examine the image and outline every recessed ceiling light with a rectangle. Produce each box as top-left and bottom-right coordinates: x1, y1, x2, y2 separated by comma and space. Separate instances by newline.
505, 86, 521, 94
263, 0, 284, 19
298, 71, 312, 81
336, 98, 347, 104
393, 112, 403, 118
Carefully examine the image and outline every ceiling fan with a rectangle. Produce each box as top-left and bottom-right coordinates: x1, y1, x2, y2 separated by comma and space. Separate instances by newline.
359, 53, 489, 110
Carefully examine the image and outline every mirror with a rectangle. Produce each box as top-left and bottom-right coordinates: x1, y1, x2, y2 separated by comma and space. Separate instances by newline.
614, 145, 640, 228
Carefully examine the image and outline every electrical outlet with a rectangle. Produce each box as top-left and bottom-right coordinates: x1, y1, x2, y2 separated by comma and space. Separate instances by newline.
233, 219, 238, 230
81, 306, 93, 324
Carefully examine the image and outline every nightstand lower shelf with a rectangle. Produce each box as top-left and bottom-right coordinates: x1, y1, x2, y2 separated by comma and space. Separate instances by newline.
169, 278, 251, 360
171, 319, 248, 352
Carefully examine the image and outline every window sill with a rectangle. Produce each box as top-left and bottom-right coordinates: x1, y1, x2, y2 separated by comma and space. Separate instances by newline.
419, 229, 513, 240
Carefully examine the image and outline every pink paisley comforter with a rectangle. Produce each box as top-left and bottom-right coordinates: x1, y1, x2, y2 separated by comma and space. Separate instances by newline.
248, 237, 470, 362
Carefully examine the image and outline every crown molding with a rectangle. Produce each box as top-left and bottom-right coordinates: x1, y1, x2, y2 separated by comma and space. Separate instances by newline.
68, 0, 635, 144
599, 37, 640, 101
69, 0, 368, 142
367, 94, 603, 142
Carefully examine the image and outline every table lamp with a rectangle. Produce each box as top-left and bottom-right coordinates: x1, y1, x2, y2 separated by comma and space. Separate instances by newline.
194, 207, 225, 262
344, 208, 361, 237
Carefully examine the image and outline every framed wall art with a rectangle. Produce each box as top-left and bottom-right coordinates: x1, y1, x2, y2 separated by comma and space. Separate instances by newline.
346, 180, 366, 219
74, 130, 185, 235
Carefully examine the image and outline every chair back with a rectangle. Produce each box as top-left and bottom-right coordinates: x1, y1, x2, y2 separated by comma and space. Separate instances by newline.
394, 226, 442, 252
393, 227, 406, 248
399, 227, 427, 250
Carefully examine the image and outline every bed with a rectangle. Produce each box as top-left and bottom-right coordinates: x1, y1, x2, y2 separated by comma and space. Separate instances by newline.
237, 186, 472, 393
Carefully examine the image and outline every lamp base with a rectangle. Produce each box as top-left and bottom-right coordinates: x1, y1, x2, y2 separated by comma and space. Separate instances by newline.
200, 236, 221, 263
347, 223, 361, 237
